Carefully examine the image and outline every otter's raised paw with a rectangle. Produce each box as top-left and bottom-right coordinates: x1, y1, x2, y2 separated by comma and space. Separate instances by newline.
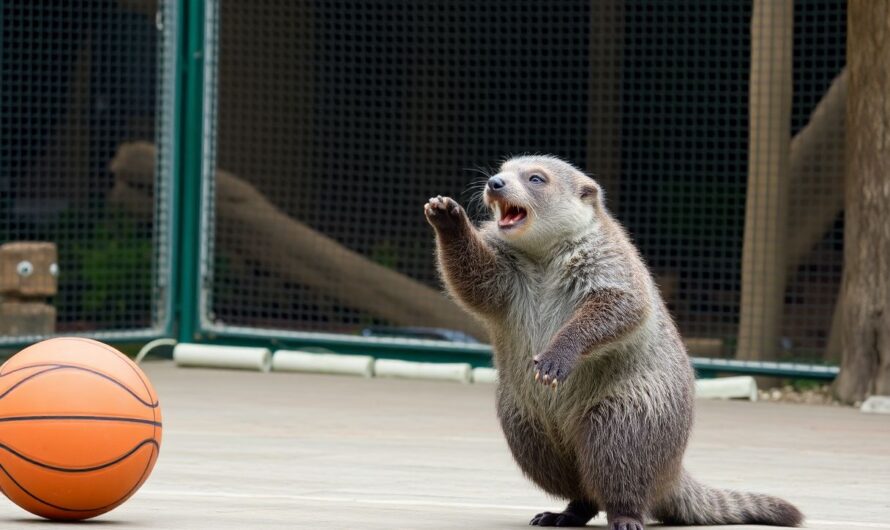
608, 515, 644, 530
424, 196, 467, 234
529, 511, 589, 527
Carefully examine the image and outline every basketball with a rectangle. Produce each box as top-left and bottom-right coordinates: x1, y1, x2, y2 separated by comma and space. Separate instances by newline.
0, 337, 162, 520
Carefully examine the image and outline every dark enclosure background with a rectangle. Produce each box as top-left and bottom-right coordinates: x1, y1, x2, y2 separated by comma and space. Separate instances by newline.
0, 1, 846, 361
209, 0, 845, 362
1, 1, 163, 332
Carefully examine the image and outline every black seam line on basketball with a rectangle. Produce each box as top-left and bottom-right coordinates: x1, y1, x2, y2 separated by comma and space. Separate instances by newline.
0, 366, 67, 401
0, 363, 159, 409
59, 338, 160, 420
0, 443, 156, 513
0, 364, 159, 408
0, 363, 158, 408
0, 364, 65, 377
0, 438, 158, 473
107, 340, 160, 425
0, 415, 162, 427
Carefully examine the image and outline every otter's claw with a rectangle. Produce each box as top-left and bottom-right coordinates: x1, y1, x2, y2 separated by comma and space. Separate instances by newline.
533, 349, 578, 388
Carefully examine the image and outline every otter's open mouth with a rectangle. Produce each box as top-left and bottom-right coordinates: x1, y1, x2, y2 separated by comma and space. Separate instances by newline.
497, 203, 528, 230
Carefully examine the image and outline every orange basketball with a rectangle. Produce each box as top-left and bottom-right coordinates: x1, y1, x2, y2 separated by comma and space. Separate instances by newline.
0, 337, 162, 520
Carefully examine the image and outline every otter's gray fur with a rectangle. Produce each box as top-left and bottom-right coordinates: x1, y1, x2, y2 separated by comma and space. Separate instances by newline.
423, 155, 803, 529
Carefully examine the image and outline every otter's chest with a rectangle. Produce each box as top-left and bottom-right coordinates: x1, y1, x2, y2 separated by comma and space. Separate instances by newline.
490, 261, 602, 431
495, 263, 585, 363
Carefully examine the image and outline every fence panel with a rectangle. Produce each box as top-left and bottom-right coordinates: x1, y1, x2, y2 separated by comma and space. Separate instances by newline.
198, 0, 845, 365
0, 0, 178, 345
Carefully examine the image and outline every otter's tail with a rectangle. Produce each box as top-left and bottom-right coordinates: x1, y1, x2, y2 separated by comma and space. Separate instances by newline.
652, 470, 803, 527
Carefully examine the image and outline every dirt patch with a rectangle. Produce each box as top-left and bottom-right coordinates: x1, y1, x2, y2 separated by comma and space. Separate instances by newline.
757, 384, 848, 406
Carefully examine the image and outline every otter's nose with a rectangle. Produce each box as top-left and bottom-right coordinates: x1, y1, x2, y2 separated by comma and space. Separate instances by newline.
487, 176, 506, 190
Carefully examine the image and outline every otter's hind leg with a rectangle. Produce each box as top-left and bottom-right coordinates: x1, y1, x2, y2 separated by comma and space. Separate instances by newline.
498, 396, 599, 527
576, 398, 687, 530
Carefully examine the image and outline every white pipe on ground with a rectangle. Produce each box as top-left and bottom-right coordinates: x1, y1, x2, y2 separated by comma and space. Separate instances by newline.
173, 343, 272, 372
272, 350, 374, 377
695, 376, 758, 401
471, 367, 498, 384
374, 359, 472, 383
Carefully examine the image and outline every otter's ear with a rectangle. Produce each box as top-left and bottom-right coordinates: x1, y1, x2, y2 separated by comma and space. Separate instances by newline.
579, 182, 601, 206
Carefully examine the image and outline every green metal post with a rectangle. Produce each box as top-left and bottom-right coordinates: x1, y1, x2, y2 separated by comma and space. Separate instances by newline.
161, 0, 183, 340
176, 0, 206, 343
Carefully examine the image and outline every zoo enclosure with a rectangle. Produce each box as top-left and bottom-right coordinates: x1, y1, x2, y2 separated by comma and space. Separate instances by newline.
0, 1, 846, 378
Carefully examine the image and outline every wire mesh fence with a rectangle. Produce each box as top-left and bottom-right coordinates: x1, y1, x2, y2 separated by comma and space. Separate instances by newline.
0, 1, 846, 365
0, 0, 177, 344
199, 0, 845, 364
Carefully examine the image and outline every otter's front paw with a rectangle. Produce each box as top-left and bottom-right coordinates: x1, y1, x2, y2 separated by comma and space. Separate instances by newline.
424, 196, 467, 234
533, 349, 578, 390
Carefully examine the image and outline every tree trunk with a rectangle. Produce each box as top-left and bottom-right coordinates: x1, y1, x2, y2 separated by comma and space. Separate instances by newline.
784, 71, 847, 364
736, 0, 794, 361
785, 71, 846, 276
834, 1, 890, 403
109, 142, 488, 341
784, 72, 846, 363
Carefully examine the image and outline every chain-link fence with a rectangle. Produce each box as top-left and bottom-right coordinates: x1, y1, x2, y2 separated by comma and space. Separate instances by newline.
0, 0, 178, 345
198, 0, 845, 365
1, 1, 846, 367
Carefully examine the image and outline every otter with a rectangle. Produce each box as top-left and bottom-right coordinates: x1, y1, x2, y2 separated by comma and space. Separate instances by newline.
423, 155, 803, 529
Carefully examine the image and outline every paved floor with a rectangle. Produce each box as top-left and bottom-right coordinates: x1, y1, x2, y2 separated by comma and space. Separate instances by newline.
1, 361, 888, 529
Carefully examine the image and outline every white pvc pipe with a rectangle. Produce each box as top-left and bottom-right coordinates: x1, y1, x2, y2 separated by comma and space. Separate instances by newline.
374, 359, 472, 383
272, 350, 374, 377
135, 338, 178, 364
471, 367, 498, 384
695, 376, 758, 401
173, 343, 272, 372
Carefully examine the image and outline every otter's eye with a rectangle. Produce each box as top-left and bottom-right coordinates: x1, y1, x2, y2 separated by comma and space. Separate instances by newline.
529, 174, 545, 184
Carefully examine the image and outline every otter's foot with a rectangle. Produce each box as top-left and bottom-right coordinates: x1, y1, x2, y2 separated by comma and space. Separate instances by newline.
607, 514, 644, 530
424, 196, 467, 235
529, 500, 597, 527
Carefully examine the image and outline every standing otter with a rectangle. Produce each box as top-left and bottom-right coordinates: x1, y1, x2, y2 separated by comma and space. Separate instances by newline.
423, 155, 803, 529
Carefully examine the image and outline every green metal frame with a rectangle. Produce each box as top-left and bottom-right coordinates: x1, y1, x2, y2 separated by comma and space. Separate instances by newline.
183, 331, 839, 379
691, 357, 838, 380
176, 0, 206, 344
188, 329, 495, 367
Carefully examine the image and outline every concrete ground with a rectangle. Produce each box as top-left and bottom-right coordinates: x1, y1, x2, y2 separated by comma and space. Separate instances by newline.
1, 361, 888, 529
